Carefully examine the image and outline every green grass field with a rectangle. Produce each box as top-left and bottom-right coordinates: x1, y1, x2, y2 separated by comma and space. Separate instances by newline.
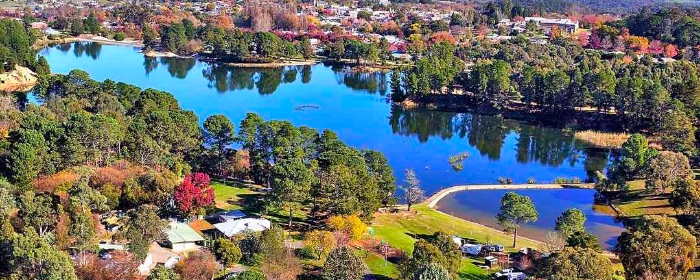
212, 180, 260, 210
608, 180, 675, 217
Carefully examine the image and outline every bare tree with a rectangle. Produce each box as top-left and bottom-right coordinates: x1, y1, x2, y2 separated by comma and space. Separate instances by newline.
402, 169, 424, 211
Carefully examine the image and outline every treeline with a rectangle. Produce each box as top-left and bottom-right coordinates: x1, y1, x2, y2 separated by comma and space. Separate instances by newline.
323, 37, 391, 65
615, 7, 700, 48
392, 38, 700, 155
0, 18, 41, 73
4, 70, 201, 187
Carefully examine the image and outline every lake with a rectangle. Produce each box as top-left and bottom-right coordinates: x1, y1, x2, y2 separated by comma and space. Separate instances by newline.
436, 188, 625, 250
38, 42, 624, 243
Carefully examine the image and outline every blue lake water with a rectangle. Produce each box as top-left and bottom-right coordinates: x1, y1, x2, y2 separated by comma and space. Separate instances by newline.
437, 188, 624, 250
38, 42, 624, 244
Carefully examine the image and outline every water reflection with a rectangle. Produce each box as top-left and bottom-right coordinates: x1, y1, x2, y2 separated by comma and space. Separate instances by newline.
334, 69, 388, 95
71, 41, 102, 60
389, 106, 611, 177
161, 58, 196, 79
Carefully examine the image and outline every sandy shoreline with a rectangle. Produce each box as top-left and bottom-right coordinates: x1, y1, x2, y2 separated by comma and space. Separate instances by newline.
77, 35, 144, 48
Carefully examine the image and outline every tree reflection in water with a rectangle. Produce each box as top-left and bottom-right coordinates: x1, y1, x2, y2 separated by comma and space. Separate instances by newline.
72, 41, 102, 60
332, 66, 388, 95
389, 105, 611, 179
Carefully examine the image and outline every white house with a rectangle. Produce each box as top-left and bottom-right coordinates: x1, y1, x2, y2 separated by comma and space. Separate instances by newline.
213, 218, 271, 238
164, 222, 204, 252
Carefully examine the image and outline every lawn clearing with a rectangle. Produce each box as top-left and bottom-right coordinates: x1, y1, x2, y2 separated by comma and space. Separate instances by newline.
371, 205, 541, 255
607, 180, 675, 217
356, 249, 399, 280
212, 180, 261, 211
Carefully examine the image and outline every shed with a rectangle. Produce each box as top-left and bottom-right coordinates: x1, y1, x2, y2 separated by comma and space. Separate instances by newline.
485, 256, 498, 267
164, 223, 204, 252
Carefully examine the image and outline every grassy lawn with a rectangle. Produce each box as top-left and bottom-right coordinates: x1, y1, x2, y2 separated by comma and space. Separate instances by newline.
608, 180, 675, 217
211, 180, 310, 229
458, 257, 496, 280
212, 180, 261, 211
371, 204, 541, 255
356, 249, 399, 280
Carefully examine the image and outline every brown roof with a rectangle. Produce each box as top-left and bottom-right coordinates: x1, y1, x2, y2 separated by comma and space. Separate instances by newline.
188, 219, 215, 235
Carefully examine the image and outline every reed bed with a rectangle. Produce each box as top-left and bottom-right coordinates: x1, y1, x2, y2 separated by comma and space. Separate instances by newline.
574, 130, 629, 149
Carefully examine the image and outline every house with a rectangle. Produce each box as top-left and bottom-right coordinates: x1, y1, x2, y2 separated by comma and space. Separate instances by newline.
30, 21, 47, 29
44, 27, 61, 36
215, 209, 247, 222
138, 242, 181, 275
164, 222, 204, 252
523, 17, 579, 34
188, 219, 217, 237
213, 218, 271, 238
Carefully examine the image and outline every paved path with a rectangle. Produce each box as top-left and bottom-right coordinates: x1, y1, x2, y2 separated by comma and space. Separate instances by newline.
423, 183, 594, 208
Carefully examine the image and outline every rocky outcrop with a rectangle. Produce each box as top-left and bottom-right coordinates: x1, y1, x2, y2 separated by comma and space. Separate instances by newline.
0, 65, 37, 92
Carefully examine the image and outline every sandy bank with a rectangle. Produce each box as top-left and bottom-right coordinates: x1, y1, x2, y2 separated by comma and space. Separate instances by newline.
77, 35, 144, 48
0, 65, 38, 92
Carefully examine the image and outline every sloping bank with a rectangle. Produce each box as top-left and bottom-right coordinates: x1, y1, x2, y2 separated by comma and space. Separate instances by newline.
0, 66, 37, 92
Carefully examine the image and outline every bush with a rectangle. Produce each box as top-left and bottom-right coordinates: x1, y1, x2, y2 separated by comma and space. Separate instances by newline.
236, 271, 265, 280
215, 238, 242, 267
498, 177, 513, 184
554, 177, 568, 184
527, 177, 536, 184
295, 247, 315, 260
114, 32, 125, 41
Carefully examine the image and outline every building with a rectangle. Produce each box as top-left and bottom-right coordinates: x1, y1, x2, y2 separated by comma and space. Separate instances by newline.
164, 222, 204, 252
213, 218, 271, 238
188, 219, 218, 237
215, 209, 247, 222
523, 17, 579, 34
138, 243, 181, 275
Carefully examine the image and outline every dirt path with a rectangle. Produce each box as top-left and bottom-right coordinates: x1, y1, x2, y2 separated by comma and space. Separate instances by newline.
423, 183, 593, 208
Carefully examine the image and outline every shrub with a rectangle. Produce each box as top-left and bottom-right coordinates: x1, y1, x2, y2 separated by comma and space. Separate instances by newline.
554, 177, 568, 184
114, 32, 125, 41
527, 177, 536, 184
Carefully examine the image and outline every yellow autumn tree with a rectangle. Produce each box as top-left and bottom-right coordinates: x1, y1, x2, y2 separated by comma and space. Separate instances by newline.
305, 230, 337, 260
327, 214, 368, 241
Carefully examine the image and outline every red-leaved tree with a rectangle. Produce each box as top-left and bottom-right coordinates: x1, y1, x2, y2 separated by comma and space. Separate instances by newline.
174, 173, 215, 217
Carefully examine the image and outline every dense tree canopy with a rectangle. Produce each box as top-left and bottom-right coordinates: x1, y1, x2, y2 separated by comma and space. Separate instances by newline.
616, 215, 697, 280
